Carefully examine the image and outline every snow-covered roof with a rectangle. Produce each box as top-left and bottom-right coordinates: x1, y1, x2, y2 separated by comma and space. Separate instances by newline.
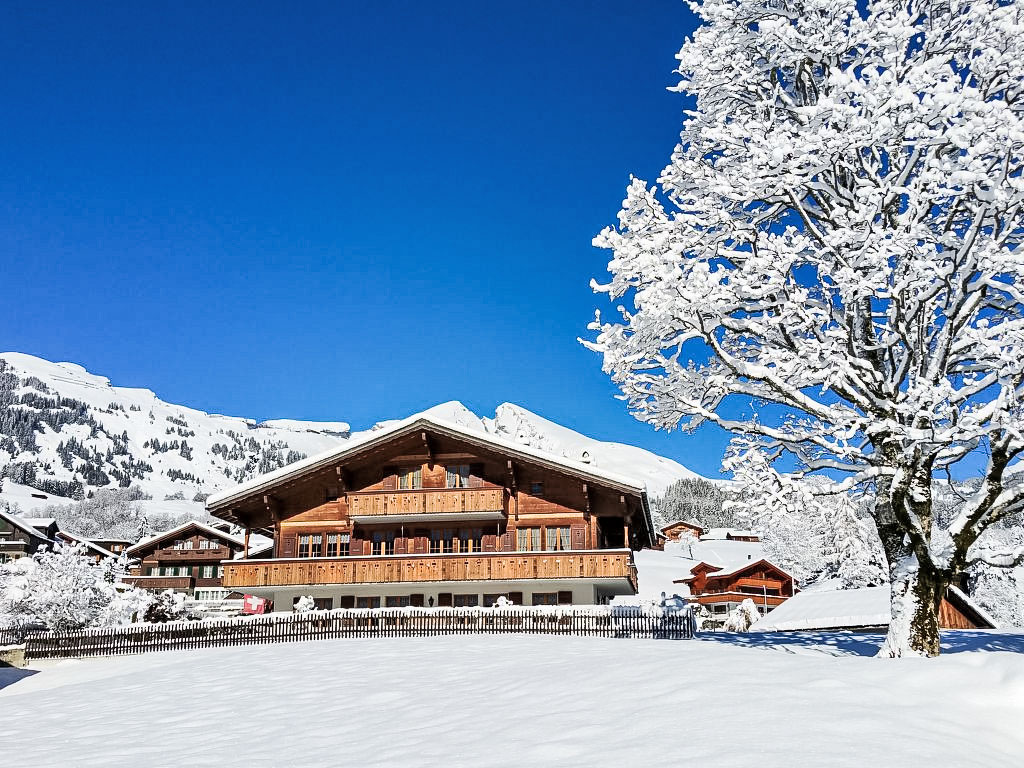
56, 531, 117, 559
24, 517, 56, 528
680, 557, 790, 582
0, 507, 54, 543
661, 519, 703, 533
207, 410, 651, 509
701, 528, 758, 540
751, 581, 997, 631
127, 519, 246, 555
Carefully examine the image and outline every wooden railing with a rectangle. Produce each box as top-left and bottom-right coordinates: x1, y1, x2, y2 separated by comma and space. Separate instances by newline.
17, 605, 694, 659
348, 488, 505, 517
224, 550, 637, 591
121, 575, 195, 590
152, 546, 228, 560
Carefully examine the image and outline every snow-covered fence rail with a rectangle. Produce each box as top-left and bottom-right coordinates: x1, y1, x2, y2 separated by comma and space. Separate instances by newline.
20, 605, 694, 659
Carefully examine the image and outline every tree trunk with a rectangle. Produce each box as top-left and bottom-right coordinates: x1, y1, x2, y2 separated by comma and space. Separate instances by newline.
879, 555, 945, 657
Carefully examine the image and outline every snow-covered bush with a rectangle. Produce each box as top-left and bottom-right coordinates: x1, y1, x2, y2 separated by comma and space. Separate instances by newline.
489, 595, 513, 609
0, 545, 150, 631
294, 595, 315, 613
724, 599, 761, 633
143, 590, 187, 623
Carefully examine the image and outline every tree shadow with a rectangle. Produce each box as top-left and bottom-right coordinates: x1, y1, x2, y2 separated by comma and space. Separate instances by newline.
0, 664, 39, 691
694, 629, 1024, 657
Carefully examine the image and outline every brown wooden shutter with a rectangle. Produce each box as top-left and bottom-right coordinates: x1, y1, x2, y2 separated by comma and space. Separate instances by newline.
469, 463, 485, 488
570, 523, 587, 551
349, 537, 364, 556
498, 532, 514, 552
482, 534, 497, 552
437, 592, 453, 607
395, 537, 407, 555
338, 595, 355, 609
557, 590, 572, 605
508, 591, 523, 605
280, 534, 297, 558
410, 593, 425, 607
382, 466, 397, 491
414, 536, 428, 554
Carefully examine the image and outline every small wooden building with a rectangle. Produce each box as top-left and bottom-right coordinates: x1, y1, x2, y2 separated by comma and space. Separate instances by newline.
677, 558, 795, 617
206, 413, 656, 609
0, 508, 54, 563
122, 520, 248, 599
659, 520, 704, 543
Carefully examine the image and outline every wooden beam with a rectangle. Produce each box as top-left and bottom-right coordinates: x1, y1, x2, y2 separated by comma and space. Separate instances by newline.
506, 460, 519, 521
335, 466, 349, 493
421, 432, 434, 467
582, 483, 590, 520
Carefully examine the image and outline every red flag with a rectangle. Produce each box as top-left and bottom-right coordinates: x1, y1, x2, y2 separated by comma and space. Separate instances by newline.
242, 594, 268, 614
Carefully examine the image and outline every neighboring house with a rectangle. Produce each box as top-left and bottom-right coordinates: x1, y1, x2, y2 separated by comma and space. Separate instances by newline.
750, 581, 997, 632
0, 508, 54, 563
122, 520, 249, 599
659, 520, 704, 545
676, 558, 795, 617
55, 531, 117, 562
701, 528, 761, 543
88, 538, 133, 557
206, 413, 656, 610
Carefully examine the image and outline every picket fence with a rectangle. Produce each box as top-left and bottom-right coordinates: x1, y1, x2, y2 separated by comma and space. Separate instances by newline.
14, 605, 694, 660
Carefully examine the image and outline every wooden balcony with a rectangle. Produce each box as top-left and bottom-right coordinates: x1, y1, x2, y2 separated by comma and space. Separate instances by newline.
692, 591, 789, 608
223, 550, 636, 591
348, 488, 505, 518
122, 575, 195, 591
152, 546, 229, 560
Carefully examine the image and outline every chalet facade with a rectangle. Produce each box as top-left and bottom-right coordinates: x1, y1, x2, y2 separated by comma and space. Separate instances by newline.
656, 520, 704, 548
678, 558, 795, 617
0, 509, 53, 563
122, 521, 248, 600
206, 415, 656, 609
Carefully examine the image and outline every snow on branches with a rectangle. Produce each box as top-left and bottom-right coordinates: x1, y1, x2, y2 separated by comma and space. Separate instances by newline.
587, 0, 1024, 655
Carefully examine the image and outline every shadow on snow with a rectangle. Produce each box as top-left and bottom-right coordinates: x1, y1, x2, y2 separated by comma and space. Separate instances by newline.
694, 629, 1024, 657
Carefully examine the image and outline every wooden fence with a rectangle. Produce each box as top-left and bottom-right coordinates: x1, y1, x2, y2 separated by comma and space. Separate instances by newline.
17, 606, 694, 660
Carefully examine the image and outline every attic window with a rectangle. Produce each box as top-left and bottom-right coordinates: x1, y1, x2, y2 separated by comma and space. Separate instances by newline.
530, 482, 544, 497
398, 467, 422, 490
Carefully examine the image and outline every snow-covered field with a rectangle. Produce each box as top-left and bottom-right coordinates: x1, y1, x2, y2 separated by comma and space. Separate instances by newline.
1, 631, 1021, 767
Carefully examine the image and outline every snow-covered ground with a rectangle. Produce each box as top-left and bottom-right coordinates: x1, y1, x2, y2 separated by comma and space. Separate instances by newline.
1, 632, 1021, 767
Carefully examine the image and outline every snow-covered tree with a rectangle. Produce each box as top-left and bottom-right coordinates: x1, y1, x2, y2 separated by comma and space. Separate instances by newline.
42, 487, 148, 541
0, 545, 150, 631
143, 589, 187, 623
652, 476, 732, 529
587, 0, 1024, 656
724, 598, 761, 632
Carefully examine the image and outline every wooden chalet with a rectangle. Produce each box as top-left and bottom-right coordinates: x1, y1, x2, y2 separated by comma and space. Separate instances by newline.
657, 520, 704, 548
122, 520, 250, 600
0, 508, 54, 563
677, 558, 795, 617
206, 414, 656, 610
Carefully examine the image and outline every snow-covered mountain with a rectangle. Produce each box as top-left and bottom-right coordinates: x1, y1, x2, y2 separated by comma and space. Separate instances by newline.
0, 352, 702, 512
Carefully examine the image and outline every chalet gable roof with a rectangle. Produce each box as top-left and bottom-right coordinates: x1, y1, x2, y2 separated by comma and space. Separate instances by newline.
677, 558, 792, 584
0, 507, 54, 544
126, 519, 245, 556
206, 413, 651, 510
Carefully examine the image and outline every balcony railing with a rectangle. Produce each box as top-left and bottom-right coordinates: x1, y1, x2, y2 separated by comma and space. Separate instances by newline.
223, 550, 636, 591
348, 488, 505, 517
152, 547, 229, 560
121, 575, 195, 591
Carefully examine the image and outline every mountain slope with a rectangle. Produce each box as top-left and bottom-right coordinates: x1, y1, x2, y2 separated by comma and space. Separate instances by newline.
0, 352, 704, 511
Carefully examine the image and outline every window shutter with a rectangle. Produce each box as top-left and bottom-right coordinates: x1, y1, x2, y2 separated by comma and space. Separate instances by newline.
508, 591, 523, 606
349, 537, 363, 556
469, 463, 485, 488
280, 534, 297, 558
557, 590, 572, 605
410, 593, 425, 607
570, 523, 587, 551
382, 466, 397, 491
414, 536, 428, 555
437, 592, 453, 607
498, 532, 514, 552
395, 537, 407, 555
482, 534, 497, 552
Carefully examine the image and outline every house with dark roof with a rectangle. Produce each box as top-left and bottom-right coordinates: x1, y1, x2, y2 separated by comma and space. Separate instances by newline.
0, 508, 54, 563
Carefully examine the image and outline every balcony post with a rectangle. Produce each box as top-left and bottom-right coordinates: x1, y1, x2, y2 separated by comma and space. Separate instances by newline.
243, 527, 251, 560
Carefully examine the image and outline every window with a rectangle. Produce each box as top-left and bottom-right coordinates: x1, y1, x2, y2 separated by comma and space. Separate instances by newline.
147, 566, 157, 575
172, 540, 184, 550
545, 526, 570, 551
298, 534, 323, 558
372, 531, 395, 556
430, 529, 456, 554
201, 565, 215, 578
517, 528, 541, 551
356, 596, 381, 609
453, 594, 479, 607
327, 533, 350, 557
386, 595, 411, 607
445, 464, 471, 488
182, 539, 194, 550
217, 566, 224, 578
458, 528, 483, 553
314, 597, 333, 610
532, 592, 559, 606
397, 467, 422, 490
530, 482, 544, 497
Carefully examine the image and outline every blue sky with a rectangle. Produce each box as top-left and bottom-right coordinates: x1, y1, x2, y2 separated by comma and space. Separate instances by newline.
0, 1, 744, 477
